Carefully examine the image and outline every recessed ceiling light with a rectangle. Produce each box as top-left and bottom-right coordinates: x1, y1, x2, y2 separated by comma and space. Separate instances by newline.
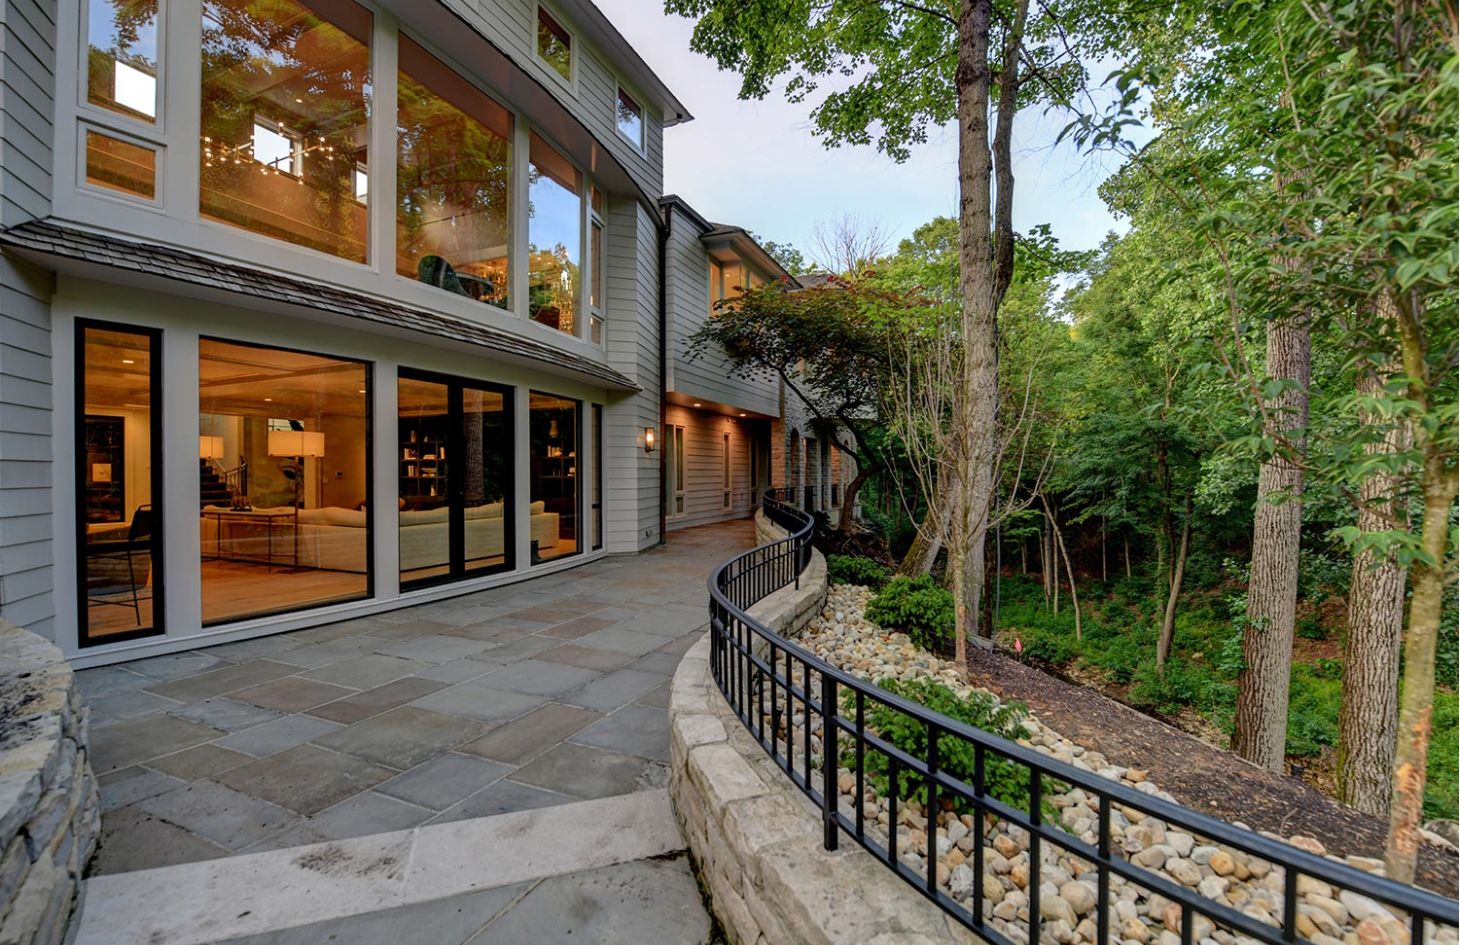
121, 358, 135, 364
739, 413, 746, 417
693, 402, 702, 407
264, 397, 273, 402
358, 389, 366, 394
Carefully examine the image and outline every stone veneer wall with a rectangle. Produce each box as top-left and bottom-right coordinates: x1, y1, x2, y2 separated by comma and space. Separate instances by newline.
670, 515, 975, 944
0, 622, 99, 945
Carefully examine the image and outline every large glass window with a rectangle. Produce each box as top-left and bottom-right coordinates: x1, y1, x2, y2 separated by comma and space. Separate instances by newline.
398, 371, 514, 587
198, 338, 370, 624
397, 37, 513, 309
87, 0, 159, 123
78, 322, 164, 646
528, 133, 582, 335
529, 392, 579, 561
199, 0, 372, 262
666, 423, 685, 517
536, 7, 572, 82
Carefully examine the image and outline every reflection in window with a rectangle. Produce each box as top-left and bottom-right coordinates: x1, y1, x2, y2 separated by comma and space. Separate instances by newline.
528, 134, 582, 334
537, 7, 572, 81
616, 88, 642, 148
398, 373, 514, 587
85, 131, 156, 199
87, 0, 159, 122
398, 37, 513, 310
530, 392, 579, 561
200, 0, 372, 262
199, 338, 369, 624
79, 323, 163, 645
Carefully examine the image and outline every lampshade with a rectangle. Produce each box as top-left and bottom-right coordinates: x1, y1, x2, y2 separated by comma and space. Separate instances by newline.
267, 430, 325, 458
199, 435, 225, 460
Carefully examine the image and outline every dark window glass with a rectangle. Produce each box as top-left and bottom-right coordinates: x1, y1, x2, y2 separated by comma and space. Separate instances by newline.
592, 403, 602, 550
530, 392, 579, 561
400, 371, 514, 586
537, 8, 571, 81
78, 322, 163, 645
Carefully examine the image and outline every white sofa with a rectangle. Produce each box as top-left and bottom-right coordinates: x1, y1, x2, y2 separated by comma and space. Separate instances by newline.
200, 501, 560, 573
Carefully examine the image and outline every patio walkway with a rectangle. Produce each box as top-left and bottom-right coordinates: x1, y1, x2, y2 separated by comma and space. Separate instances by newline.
76, 519, 752, 876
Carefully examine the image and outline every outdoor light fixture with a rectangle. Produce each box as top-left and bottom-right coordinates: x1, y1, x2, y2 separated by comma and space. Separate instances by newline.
644, 427, 656, 452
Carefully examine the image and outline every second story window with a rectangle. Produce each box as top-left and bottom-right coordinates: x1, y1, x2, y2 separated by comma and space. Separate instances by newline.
397, 36, 514, 310
200, 0, 372, 263
616, 88, 642, 151
87, 0, 160, 123
528, 133, 581, 335
536, 7, 572, 82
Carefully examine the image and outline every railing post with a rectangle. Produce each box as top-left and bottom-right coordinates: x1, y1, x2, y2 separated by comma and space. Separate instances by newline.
821, 670, 838, 851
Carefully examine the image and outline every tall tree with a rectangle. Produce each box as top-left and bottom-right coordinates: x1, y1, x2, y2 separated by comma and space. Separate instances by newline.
664, 0, 1088, 667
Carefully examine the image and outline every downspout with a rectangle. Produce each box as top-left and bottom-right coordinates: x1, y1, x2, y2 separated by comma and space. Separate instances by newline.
657, 205, 670, 546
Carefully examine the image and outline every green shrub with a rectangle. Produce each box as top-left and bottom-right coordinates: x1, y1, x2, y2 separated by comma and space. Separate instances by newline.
826, 554, 892, 589
864, 574, 955, 652
1295, 614, 1328, 641
842, 677, 1047, 816
1285, 660, 1341, 757
1424, 690, 1458, 821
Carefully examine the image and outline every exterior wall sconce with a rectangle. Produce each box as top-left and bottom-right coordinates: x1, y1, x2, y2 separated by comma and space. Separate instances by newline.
644, 427, 656, 452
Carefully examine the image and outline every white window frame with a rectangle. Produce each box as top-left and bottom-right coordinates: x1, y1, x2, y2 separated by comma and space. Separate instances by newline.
76, 121, 165, 208
587, 185, 605, 346
78, 0, 167, 134
535, 3, 575, 89
615, 84, 644, 153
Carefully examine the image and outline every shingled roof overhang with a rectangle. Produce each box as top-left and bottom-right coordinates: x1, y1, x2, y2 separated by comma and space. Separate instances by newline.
0, 220, 639, 391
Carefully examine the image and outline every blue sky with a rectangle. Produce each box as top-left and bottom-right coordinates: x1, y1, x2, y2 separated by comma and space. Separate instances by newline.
596, 1, 1141, 263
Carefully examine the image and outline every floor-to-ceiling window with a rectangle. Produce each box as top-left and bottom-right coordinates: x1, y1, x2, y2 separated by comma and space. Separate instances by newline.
77, 321, 164, 646
199, 0, 372, 262
665, 423, 685, 517
397, 36, 513, 309
529, 392, 579, 561
198, 338, 370, 624
399, 371, 514, 586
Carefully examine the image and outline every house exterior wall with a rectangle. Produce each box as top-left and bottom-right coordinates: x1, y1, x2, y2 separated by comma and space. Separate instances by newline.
662, 203, 780, 418
0, 0, 58, 636
663, 403, 755, 531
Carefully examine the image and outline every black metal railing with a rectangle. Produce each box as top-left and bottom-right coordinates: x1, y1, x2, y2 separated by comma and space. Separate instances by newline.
706, 492, 1459, 945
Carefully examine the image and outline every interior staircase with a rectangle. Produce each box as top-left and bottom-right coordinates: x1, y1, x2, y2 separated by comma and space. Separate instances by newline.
199, 459, 230, 508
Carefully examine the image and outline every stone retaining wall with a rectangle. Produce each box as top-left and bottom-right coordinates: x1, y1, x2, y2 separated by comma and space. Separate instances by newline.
671, 519, 973, 944
1, 622, 99, 945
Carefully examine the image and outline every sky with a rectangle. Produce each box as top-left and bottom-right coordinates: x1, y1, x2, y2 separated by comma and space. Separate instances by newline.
595, 0, 1142, 265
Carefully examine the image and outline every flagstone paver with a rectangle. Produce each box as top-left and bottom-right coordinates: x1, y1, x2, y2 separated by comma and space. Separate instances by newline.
78, 519, 752, 875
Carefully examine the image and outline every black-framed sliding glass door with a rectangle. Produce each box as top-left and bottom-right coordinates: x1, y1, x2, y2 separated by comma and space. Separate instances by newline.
399, 370, 514, 587
529, 391, 581, 562
76, 320, 165, 646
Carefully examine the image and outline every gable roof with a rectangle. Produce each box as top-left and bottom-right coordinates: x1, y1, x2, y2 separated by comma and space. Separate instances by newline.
0, 220, 639, 391
658, 195, 794, 283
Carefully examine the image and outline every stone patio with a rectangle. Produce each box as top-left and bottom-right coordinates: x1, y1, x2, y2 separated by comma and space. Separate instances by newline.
77, 520, 751, 876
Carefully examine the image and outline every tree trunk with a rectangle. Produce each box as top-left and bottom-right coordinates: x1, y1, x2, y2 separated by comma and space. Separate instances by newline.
1020, 540, 1027, 574
1384, 294, 1458, 885
1337, 322, 1408, 816
836, 462, 869, 533
1124, 532, 1132, 579
1042, 494, 1081, 641
897, 494, 947, 577
1157, 498, 1193, 672
1232, 313, 1311, 772
1101, 517, 1108, 583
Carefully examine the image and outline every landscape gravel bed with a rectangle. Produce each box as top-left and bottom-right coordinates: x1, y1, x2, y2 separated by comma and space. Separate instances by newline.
751, 583, 1454, 945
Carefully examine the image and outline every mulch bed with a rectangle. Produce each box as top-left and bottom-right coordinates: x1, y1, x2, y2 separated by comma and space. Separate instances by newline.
964, 648, 1459, 897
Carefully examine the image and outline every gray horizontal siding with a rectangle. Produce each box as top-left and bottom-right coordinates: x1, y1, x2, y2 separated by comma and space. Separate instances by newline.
664, 207, 782, 417
0, 0, 57, 636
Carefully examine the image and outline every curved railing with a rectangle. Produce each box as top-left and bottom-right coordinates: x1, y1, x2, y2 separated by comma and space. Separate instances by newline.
706, 492, 1459, 944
